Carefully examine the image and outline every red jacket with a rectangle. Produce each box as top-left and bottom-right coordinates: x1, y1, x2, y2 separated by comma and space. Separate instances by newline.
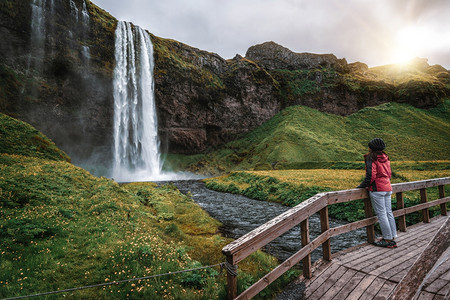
357, 153, 392, 192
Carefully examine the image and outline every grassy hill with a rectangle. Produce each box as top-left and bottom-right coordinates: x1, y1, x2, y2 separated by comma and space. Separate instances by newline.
0, 114, 288, 299
179, 100, 450, 174
0, 113, 70, 162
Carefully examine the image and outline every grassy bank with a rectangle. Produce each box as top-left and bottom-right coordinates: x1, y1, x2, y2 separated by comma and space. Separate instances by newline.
0, 114, 296, 299
204, 166, 449, 225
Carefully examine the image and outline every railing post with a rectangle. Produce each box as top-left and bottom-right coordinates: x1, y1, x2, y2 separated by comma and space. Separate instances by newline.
225, 255, 237, 300
396, 192, 407, 232
420, 188, 430, 223
438, 185, 447, 216
364, 197, 375, 243
300, 218, 312, 279
319, 207, 331, 261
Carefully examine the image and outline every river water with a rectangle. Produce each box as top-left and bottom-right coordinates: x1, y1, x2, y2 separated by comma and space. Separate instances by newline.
164, 180, 366, 263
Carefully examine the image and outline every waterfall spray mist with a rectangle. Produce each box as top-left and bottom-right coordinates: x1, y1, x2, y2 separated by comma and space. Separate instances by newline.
111, 21, 163, 182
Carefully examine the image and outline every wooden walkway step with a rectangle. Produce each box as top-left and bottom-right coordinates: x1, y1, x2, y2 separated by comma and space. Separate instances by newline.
279, 216, 449, 300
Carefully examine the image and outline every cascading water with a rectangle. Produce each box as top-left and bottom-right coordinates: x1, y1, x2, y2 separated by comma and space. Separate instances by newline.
111, 21, 163, 182
69, 0, 79, 21
28, 0, 46, 74
81, 0, 89, 24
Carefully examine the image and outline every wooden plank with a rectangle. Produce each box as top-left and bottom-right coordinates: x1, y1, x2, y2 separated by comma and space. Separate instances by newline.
416, 291, 436, 300
369, 245, 426, 277
387, 257, 420, 282
301, 219, 312, 279
359, 276, 387, 299
319, 268, 357, 300
436, 277, 450, 296
364, 197, 376, 243
307, 265, 347, 299
391, 177, 450, 193
225, 255, 237, 300
332, 271, 365, 299
345, 274, 377, 300
374, 280, 397, 299
393, 197, 450, 218
319, 207, 331, 261
424, 278, 449, 294
326, 188, 368, 204
235, 231, 331, 300
222, 193, 327, 264
330, 216, 377, 237
423, 251, 450, 296
421, 250, 450, 284
396, 192, 407, 232
440, 265, 450, 281
304, 263, 341, 297
420, 188, 430, 223
364, 230, 433, 273
346, 236, 427, 272
304, 260, 333, 286
389, 217, 450, 300
326, 177, 450, 205
439, 185, 447, 216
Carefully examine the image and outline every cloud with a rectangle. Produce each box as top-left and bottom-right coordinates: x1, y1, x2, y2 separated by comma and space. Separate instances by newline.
92, 0, 450, 68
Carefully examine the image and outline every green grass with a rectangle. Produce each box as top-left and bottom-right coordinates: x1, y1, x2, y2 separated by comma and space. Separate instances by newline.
0, 113, 70, 162
177, 101, 450, 174
0, 115, 297, 299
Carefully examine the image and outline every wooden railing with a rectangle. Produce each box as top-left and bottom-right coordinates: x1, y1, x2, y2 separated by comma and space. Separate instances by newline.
222, 177, 450, 300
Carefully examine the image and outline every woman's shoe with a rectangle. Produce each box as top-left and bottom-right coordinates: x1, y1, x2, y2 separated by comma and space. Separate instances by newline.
372, 239, 397, 248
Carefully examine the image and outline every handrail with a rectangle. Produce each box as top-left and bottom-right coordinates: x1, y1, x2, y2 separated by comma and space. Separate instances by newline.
222, 177, 450, 300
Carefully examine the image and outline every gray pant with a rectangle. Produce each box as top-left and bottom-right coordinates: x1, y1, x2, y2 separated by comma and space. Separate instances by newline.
370, 191, 397, 240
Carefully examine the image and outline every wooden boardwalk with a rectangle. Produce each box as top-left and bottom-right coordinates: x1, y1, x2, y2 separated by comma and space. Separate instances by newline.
286, 216, 449, 300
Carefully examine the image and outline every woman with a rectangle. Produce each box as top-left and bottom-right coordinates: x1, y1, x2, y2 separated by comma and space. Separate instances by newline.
357, 138, 397, 248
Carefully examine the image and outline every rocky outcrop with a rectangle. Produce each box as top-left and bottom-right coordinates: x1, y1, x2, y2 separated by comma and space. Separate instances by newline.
0, 0, 116, 171
0, 0, 448, 175
152, 38, 281, 153
246, 41, 348, 72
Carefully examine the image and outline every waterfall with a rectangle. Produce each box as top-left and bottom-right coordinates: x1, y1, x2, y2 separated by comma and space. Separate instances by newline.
69, 0, 79, 21
28, 0, 46, 74
81, 0, 90, 24
80, 0, 90, 62
111, 21, 162, 182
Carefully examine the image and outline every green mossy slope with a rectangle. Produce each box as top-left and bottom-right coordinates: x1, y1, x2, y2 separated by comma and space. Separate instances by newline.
0, 113, 70, 162
183, 101, 450, 173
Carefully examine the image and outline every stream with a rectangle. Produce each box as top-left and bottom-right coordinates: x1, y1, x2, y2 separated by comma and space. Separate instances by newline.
164, 180, 366, 263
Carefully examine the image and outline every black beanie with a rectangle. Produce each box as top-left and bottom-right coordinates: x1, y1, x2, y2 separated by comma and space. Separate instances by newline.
368, 138, 386, 151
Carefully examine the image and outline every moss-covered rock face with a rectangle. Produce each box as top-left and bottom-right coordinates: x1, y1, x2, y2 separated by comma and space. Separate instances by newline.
0, 0, 117, 173
152, 35, 282, 153
0, 1, 448, 174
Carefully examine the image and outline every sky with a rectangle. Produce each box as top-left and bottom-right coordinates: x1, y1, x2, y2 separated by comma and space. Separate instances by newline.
92, 0, 450, 69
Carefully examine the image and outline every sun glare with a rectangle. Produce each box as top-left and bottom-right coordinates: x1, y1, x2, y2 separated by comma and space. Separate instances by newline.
389, 26, 429, 65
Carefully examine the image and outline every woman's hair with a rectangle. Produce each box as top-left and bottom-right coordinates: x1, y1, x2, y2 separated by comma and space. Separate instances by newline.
364, 148, 389, 162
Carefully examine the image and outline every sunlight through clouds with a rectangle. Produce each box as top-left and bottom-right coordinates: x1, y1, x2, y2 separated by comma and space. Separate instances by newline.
91, 0, 450, 68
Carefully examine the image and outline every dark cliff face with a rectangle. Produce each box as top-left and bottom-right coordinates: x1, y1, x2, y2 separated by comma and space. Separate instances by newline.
0, 0, 116, 171
152, 37, 281, 153
0, 1, 449, 174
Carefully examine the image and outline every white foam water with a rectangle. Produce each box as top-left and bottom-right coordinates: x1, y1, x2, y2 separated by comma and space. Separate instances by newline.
111, 21, 164, 182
